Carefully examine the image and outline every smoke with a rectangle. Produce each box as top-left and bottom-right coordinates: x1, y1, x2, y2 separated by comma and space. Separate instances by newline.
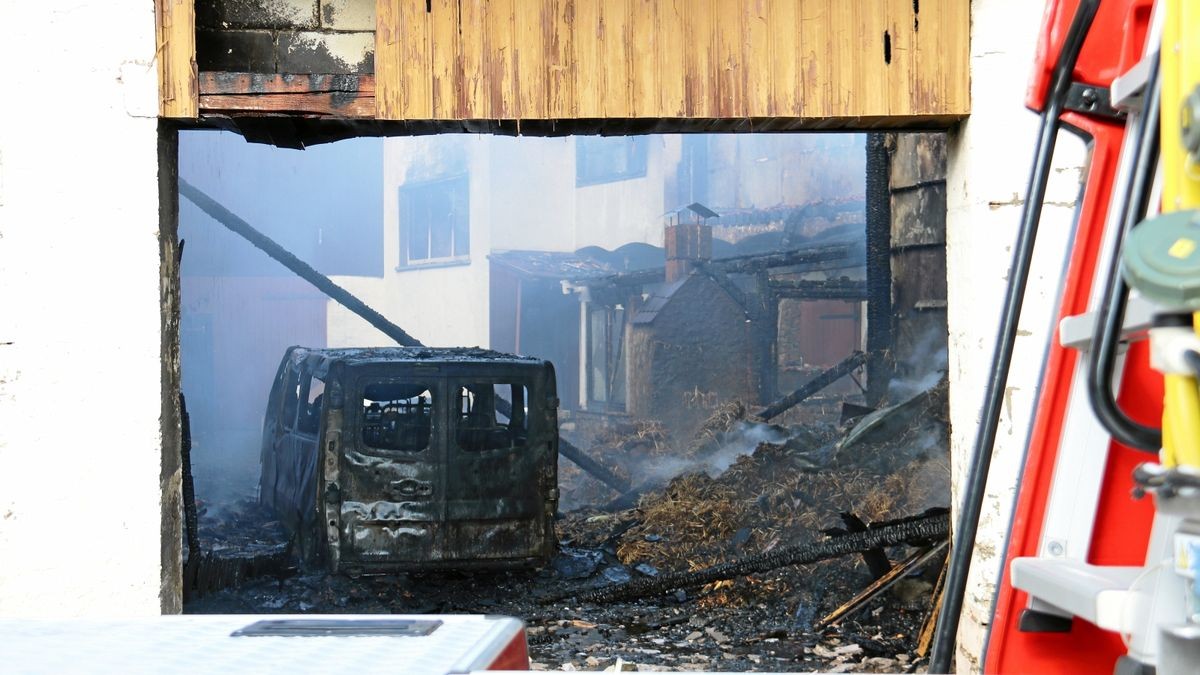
888, 322, 949, 401
639, 420, 797, 482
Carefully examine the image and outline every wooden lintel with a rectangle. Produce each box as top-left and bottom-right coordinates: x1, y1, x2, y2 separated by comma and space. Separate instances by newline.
198, 72, 376, 118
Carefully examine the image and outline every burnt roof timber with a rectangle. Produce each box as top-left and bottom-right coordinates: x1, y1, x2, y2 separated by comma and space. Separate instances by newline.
580, 243, 861, 290
770, 278, 869, 301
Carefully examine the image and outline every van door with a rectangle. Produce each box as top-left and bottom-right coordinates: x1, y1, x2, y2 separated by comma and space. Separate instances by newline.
288, 369, 324, 560
445, 379, 549, 563
263, 360, 302, 524
338, 377, 443, 566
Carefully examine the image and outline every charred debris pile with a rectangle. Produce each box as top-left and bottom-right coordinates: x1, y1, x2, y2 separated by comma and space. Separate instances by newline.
555, 374, 950, 591
188, 375, 950, 672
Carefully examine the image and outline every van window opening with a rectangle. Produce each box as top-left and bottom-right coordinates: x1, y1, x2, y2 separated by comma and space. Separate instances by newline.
297, 374, 325, 435
361, 382, 433, 452
457, 383, 528, 451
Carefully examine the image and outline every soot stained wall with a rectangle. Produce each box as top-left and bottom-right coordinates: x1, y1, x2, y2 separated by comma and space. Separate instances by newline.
197, 0, 375, 74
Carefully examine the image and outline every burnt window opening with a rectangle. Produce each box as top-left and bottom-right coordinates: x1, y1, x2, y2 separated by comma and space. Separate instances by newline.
399, 174, 469, 267
361, 382, 433, 452
587, 305, 627, 410
281, 365, 302, 431
456, 383, 529, 451
576, 136, 649, 187
297, 374, 325, 435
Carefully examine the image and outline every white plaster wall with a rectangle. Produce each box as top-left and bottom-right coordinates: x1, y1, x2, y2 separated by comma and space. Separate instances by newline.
0, 2, 166, 615
572, 137, 681, 250
488, 136, 681, 253
488, 137, 578, 253
331, 136, 492, 348
946, 0, 1087, 670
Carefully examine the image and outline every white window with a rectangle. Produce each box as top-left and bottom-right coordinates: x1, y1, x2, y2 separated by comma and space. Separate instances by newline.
399, 174, 469, 266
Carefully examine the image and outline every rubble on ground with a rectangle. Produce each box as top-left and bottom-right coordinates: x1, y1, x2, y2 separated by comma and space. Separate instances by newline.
187, 379, 949, 673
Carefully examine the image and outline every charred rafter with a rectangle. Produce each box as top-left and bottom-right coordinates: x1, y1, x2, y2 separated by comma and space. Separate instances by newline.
769, 278, 867, 301
755, 350, 869, 421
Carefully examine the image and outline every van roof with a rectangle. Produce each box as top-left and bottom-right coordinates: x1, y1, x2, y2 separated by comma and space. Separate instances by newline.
288, 346, 545, 368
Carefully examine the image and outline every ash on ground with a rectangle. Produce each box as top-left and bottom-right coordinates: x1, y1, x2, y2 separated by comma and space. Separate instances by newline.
187, 381, 949, 673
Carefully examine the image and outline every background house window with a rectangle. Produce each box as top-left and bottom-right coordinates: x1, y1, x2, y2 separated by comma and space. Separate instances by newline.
399, 174, 469, 266
576, 136, 649, 186
586, 305, 626, 410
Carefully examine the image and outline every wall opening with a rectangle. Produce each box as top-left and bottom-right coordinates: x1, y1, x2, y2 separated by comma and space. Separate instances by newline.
172, 126, 949, 671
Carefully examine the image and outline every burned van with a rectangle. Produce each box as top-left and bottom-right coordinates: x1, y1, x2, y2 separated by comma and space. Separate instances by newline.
259, 346, 559, 572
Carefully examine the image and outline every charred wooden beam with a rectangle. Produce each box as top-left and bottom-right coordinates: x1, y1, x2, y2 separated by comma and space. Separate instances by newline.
184, 549, 294, 599
582, 243, 860, 291
865, 133, 893, 406
755, 350, 869, 421
827, 512, 891, 579
917, 554, 950, 658
713, 243, 857, 274
769, 278, 867, 301
556, 439, 630, 494
180, 393, 200, 564
814, 540, 948, 630
199, 72, 375, 118
179, 180, 422, 346
566, 509, 948, 604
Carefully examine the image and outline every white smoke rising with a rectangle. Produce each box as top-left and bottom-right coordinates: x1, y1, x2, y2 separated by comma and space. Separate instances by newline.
638, 420, 800, 483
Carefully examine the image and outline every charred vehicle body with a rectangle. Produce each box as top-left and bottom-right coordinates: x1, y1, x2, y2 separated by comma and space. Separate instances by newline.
260, 346, 559, 572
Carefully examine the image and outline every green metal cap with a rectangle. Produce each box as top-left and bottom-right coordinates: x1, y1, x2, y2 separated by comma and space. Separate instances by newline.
1122, 210, 1200, 309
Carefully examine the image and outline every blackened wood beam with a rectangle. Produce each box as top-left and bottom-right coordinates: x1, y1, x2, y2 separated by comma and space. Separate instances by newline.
864, 133, 893, 406
179, 179, 422, 346
755, 350, 869, 421
814, 541, 948, 630
769, 278, 867, 300
565, 509, 948, 604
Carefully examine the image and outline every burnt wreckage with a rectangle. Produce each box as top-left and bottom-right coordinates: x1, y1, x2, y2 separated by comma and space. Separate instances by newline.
261, 346, 559, 572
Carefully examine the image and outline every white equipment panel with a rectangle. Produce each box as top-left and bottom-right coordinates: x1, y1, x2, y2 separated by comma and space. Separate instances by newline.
0, 614, 526, 675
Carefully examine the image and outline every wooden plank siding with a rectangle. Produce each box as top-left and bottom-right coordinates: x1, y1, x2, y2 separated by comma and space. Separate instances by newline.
374, 0, 969, 124
155, 0, 198, 118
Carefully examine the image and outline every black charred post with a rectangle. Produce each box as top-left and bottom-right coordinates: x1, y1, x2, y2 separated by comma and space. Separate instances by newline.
865, 133, 893, 407
179, 179, 422, 347
756, 270, 778, 405
570, 509, 949, 604
755, 350, 868, 421
180, 393, 200, 565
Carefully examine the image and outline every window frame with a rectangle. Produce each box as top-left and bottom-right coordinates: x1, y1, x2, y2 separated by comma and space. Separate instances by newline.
295, 371, 326, 438
452, 379, 533, 453
356, 379, 438, 455
397, 173, 471, 270
575, 136, 649, 187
